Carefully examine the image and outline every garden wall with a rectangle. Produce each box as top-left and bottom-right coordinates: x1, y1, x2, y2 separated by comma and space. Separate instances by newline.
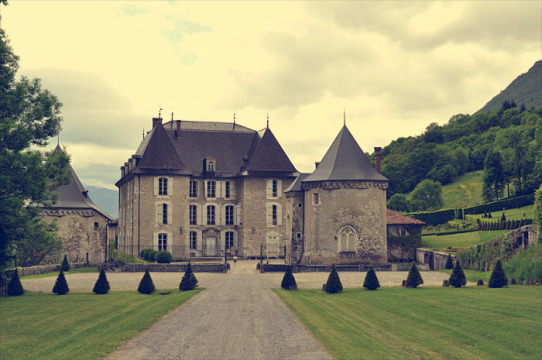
416, 249, 453, 270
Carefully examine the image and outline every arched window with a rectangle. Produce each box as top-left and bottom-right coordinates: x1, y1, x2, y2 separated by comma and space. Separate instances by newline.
208, 161, 214, 171
339, 226, 357, 252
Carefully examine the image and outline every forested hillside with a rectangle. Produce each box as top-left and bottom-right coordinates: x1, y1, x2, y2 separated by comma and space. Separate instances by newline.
380, 104, 542, 202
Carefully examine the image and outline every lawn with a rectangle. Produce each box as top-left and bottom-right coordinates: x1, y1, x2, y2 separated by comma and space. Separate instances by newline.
275, 286, 542, 360
421, 230, 508, 251
20, 266, 98, 280
465, 204, 535, 221
0, 289, 201, 359
441, 171, 484, 209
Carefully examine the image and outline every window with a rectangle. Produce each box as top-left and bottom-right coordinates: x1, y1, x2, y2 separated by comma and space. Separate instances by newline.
190, 205, 197, 225
339, 226, 356, 251
313, 193, 320, 205
272, 204, 277, 225
162, 204, 168, 224
190, 231, 197, 250
225, 181, 231, 198
208, 160, 215, 171
159, 178, 168, 195
272, 180, 278, 197
207, 205, 215, 225
225, 205, 234, 225
400, 229, 407, 237
158, 233, 167, 251
207, 181, 216, 198
225, 231, 234, 250
94, 222, 99, 228
190, 181, 198, 198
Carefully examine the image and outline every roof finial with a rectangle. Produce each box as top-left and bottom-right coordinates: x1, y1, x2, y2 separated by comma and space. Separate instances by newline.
343, 108, 346, 126
57, 132, 60, 146
158, 107, 163, 119
267, 113, 269, 128
171, 107, 174, 121
142, 127, 145, 139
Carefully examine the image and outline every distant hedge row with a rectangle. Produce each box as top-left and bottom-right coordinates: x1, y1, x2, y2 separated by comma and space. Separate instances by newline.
406, 209, 455, 226
478, 218, 533, 231
463, 194, 535, 215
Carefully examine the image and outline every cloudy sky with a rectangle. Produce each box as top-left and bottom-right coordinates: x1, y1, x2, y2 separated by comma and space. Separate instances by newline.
2, 1, 540, 190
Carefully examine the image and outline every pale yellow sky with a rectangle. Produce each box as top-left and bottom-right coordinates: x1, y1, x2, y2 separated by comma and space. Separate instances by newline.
1, 1, 540, 190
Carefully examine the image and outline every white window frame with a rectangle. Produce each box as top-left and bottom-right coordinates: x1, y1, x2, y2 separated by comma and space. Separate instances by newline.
207, 205, 216, 225
189, 205, 197, 225
190, 180, 198, 198
207, 180, 216, 198
158, 233, 167, 251
225, 205, 234, 225
190, 231, 198, 250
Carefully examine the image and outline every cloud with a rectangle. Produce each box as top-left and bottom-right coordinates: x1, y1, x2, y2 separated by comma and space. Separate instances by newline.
117, 4, 148, 17
161, 14, 212, 46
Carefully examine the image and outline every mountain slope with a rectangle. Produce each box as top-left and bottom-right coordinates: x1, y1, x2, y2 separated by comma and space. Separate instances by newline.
85, 186, 118, 219
477, 60, 542, 113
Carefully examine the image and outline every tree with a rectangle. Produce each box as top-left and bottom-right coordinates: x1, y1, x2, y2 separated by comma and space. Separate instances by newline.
410, 179, 443, 211
445, 254, 454, 270
52, 269, 69, 295
324, 264, 343, 294
179, 262, 198, 291
7, 268, 24, 296
93, 268, 110, 294
137, 268, 155, 294
387, 193, 411, 213
406, 262, 423, 288
281, 265, 297, 290
488, 259, 508, 288
61, 254, 70, 272
534, 185, 542, 242
482, 151, 505, 202
363, 264, 380, 290
448, 260, 467, 288
0, 14, 69, 272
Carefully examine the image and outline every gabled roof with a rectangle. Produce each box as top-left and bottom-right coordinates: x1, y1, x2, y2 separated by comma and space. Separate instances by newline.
48, 146, 112, 220
244, 128, 297, 173
386, 209, 425, 225
284, 173, 309, 192
303, 125, 388, 183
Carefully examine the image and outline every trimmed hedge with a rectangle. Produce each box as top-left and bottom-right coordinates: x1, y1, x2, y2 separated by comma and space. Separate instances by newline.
155, 251, 172, 264
478, 218, 532, 231
463, 194, 535, 215
406, 209, 455, 226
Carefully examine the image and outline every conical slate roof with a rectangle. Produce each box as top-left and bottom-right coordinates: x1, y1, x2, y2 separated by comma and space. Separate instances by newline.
48, 146, 112, 219
303, 126, 388, 183
245, 128, 297, 173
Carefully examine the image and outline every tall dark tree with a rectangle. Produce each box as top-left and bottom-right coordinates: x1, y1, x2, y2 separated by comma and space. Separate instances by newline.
61, 254, 70, 272
324, 264, 343, 294
448, 260, 467, 288
137, 268, 155, 294
488, 259, 508, 288
363, 264, 380, 290
445, 254, 454, 270
93, 268, 110, 294
406, 262, 423, 288
7, 268, 24, 296
0, 10, 69, 272
52, 269, 69, 295
281, 265, 297, 290
482, 151, 505, 202
179, 262, 198, 291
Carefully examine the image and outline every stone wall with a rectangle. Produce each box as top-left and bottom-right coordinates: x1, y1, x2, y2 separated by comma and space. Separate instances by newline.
416, 249, 452, 270
387, 224, 422, 262
302, 184, 387, 265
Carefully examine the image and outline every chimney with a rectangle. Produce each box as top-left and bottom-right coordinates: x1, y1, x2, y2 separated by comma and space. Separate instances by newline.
176, 120, 181, 137
152, 117, 162, 128
374, 147, 382, 173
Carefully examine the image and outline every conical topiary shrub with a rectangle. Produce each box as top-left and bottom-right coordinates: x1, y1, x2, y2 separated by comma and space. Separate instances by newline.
449, 259, 467, 288
406, 262, 423, 288
179, 262, 198, 291
445, 254, 454, 270
324, 264, 343, 294
488, 259, 508, 288
281, 265, 297, 290
363, 264, 380, 290
7, 269, 24, 296
61, 254, 70, 272
93, 268, 111, 294
137, 268, 155, 294
52, 269, 70, 295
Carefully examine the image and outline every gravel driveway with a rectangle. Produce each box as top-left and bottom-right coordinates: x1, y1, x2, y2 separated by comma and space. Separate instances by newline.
21, 261, 451, 359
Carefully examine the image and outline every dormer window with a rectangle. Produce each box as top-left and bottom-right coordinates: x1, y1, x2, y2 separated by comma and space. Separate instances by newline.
208, 161, 215, 171
204, 157, 216, 173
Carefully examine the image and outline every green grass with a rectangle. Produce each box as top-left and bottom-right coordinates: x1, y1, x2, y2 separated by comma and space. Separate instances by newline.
441, 171, 484, 209
422, 230, 508, 251
0, 289, 201, 359
466, 204, 535, 221
20, 266, 98, 280
439, 269, 492, 283
275, 286, 542, 360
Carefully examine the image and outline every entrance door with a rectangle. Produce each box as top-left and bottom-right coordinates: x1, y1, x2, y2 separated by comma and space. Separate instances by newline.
204, 237, 217, 256
266, 233, 279, 258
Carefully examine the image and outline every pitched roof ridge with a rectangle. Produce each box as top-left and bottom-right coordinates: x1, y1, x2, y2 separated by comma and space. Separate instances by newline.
136, 122, 188, 171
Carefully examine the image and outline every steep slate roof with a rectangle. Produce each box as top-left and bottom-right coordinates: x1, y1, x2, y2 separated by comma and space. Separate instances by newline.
284, 173, 309, 192
303, 125, 388, 183
48, 146, 112, 219
386, 209, 425, 225
119, 120, 297, 181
